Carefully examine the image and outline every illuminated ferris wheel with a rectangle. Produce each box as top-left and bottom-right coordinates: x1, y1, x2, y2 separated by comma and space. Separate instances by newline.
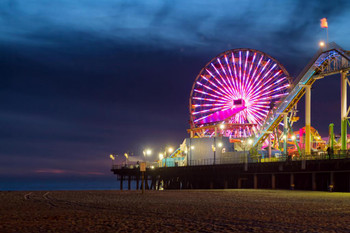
189, 48, 291, 138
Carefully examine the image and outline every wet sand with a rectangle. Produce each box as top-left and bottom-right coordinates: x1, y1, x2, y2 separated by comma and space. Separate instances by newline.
1, 189, 350, 232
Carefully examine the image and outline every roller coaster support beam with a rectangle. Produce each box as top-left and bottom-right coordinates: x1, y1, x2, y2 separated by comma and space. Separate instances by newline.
300, 84, 312, 155
282, 113, 288, 156
268, 133, 271, 158
329, 123, 334, 150
341, 70, 349, 150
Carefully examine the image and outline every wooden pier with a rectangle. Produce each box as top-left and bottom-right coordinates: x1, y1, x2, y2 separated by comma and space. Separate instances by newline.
111, 158, 350, 192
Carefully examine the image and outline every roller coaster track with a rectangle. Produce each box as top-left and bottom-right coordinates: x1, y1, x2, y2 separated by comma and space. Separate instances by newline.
253, 42, 350, 147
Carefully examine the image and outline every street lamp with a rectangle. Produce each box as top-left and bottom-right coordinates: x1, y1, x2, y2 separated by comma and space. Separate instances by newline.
158, 153, 164, 167
124, 153, 129, 166
319, 41, 325, 47
143, 148, 152, 158
146, 149, 152, 156
109, 154, 116, 166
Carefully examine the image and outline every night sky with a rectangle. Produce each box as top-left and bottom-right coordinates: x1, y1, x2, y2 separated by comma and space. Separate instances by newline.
1, 0, 350, 187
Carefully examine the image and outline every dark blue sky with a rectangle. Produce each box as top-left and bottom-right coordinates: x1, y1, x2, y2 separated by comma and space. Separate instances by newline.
1, 0, 350, 181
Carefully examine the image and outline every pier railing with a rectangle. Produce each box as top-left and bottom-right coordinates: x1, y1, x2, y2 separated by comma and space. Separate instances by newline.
111, 150, 350, 169
187, 150, 350, 166
111, 162, 159, 170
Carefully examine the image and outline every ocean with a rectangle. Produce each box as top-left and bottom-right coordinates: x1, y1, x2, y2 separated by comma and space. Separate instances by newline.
0, 175, 137, 191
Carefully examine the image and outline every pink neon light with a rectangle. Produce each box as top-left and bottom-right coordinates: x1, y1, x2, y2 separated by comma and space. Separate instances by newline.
191, 49, 289, 137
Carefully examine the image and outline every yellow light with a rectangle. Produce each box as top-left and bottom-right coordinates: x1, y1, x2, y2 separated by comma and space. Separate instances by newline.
248, 139, 253, 145
168, 147, 174, 153
146, 149, 152, 156
150, 165, 155, 169
291, 135, 296, 140
218, 142, 223, 148
219, 124, 225, 130
159, 153, 164, 160
283, 135, 287, 139
319, 41, 325, 47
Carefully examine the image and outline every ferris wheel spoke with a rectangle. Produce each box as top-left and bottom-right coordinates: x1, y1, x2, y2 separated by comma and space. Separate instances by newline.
250, 82, 284, 100
255, 72, 285, 94
218, 58, 238, 96
252, 64, 278, 93
193, 103, 225, 108
193, 96, 227, 103
243, 50, 251, 91
210, 63, 234, 96
249, 73, 288, 100
245, 61, 264, 96
231, 53, 243, 98
246, 59, 271, 97
244, 52, 257, 95
196, 81, 232, 100
224, 55, 240, 97
205, 69, 233, 97
192, 106, 227, 116
201, 75, 232, 99
194, 89, 226, 100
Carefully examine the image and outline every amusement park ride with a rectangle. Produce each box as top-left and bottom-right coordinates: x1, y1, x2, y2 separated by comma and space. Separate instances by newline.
168, 42, 350, 163
112, 42, 350, 192
112, 43, 350, 192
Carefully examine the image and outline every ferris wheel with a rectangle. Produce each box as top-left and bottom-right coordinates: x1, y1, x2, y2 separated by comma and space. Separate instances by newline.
189, 48, 291, 138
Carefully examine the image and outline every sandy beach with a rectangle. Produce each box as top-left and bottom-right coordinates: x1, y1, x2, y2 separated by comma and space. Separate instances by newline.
1, 189, 350, 232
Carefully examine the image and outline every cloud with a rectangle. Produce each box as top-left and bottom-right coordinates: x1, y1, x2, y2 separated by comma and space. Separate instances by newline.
1, 0, 348, 54
34, 169, 104, 176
